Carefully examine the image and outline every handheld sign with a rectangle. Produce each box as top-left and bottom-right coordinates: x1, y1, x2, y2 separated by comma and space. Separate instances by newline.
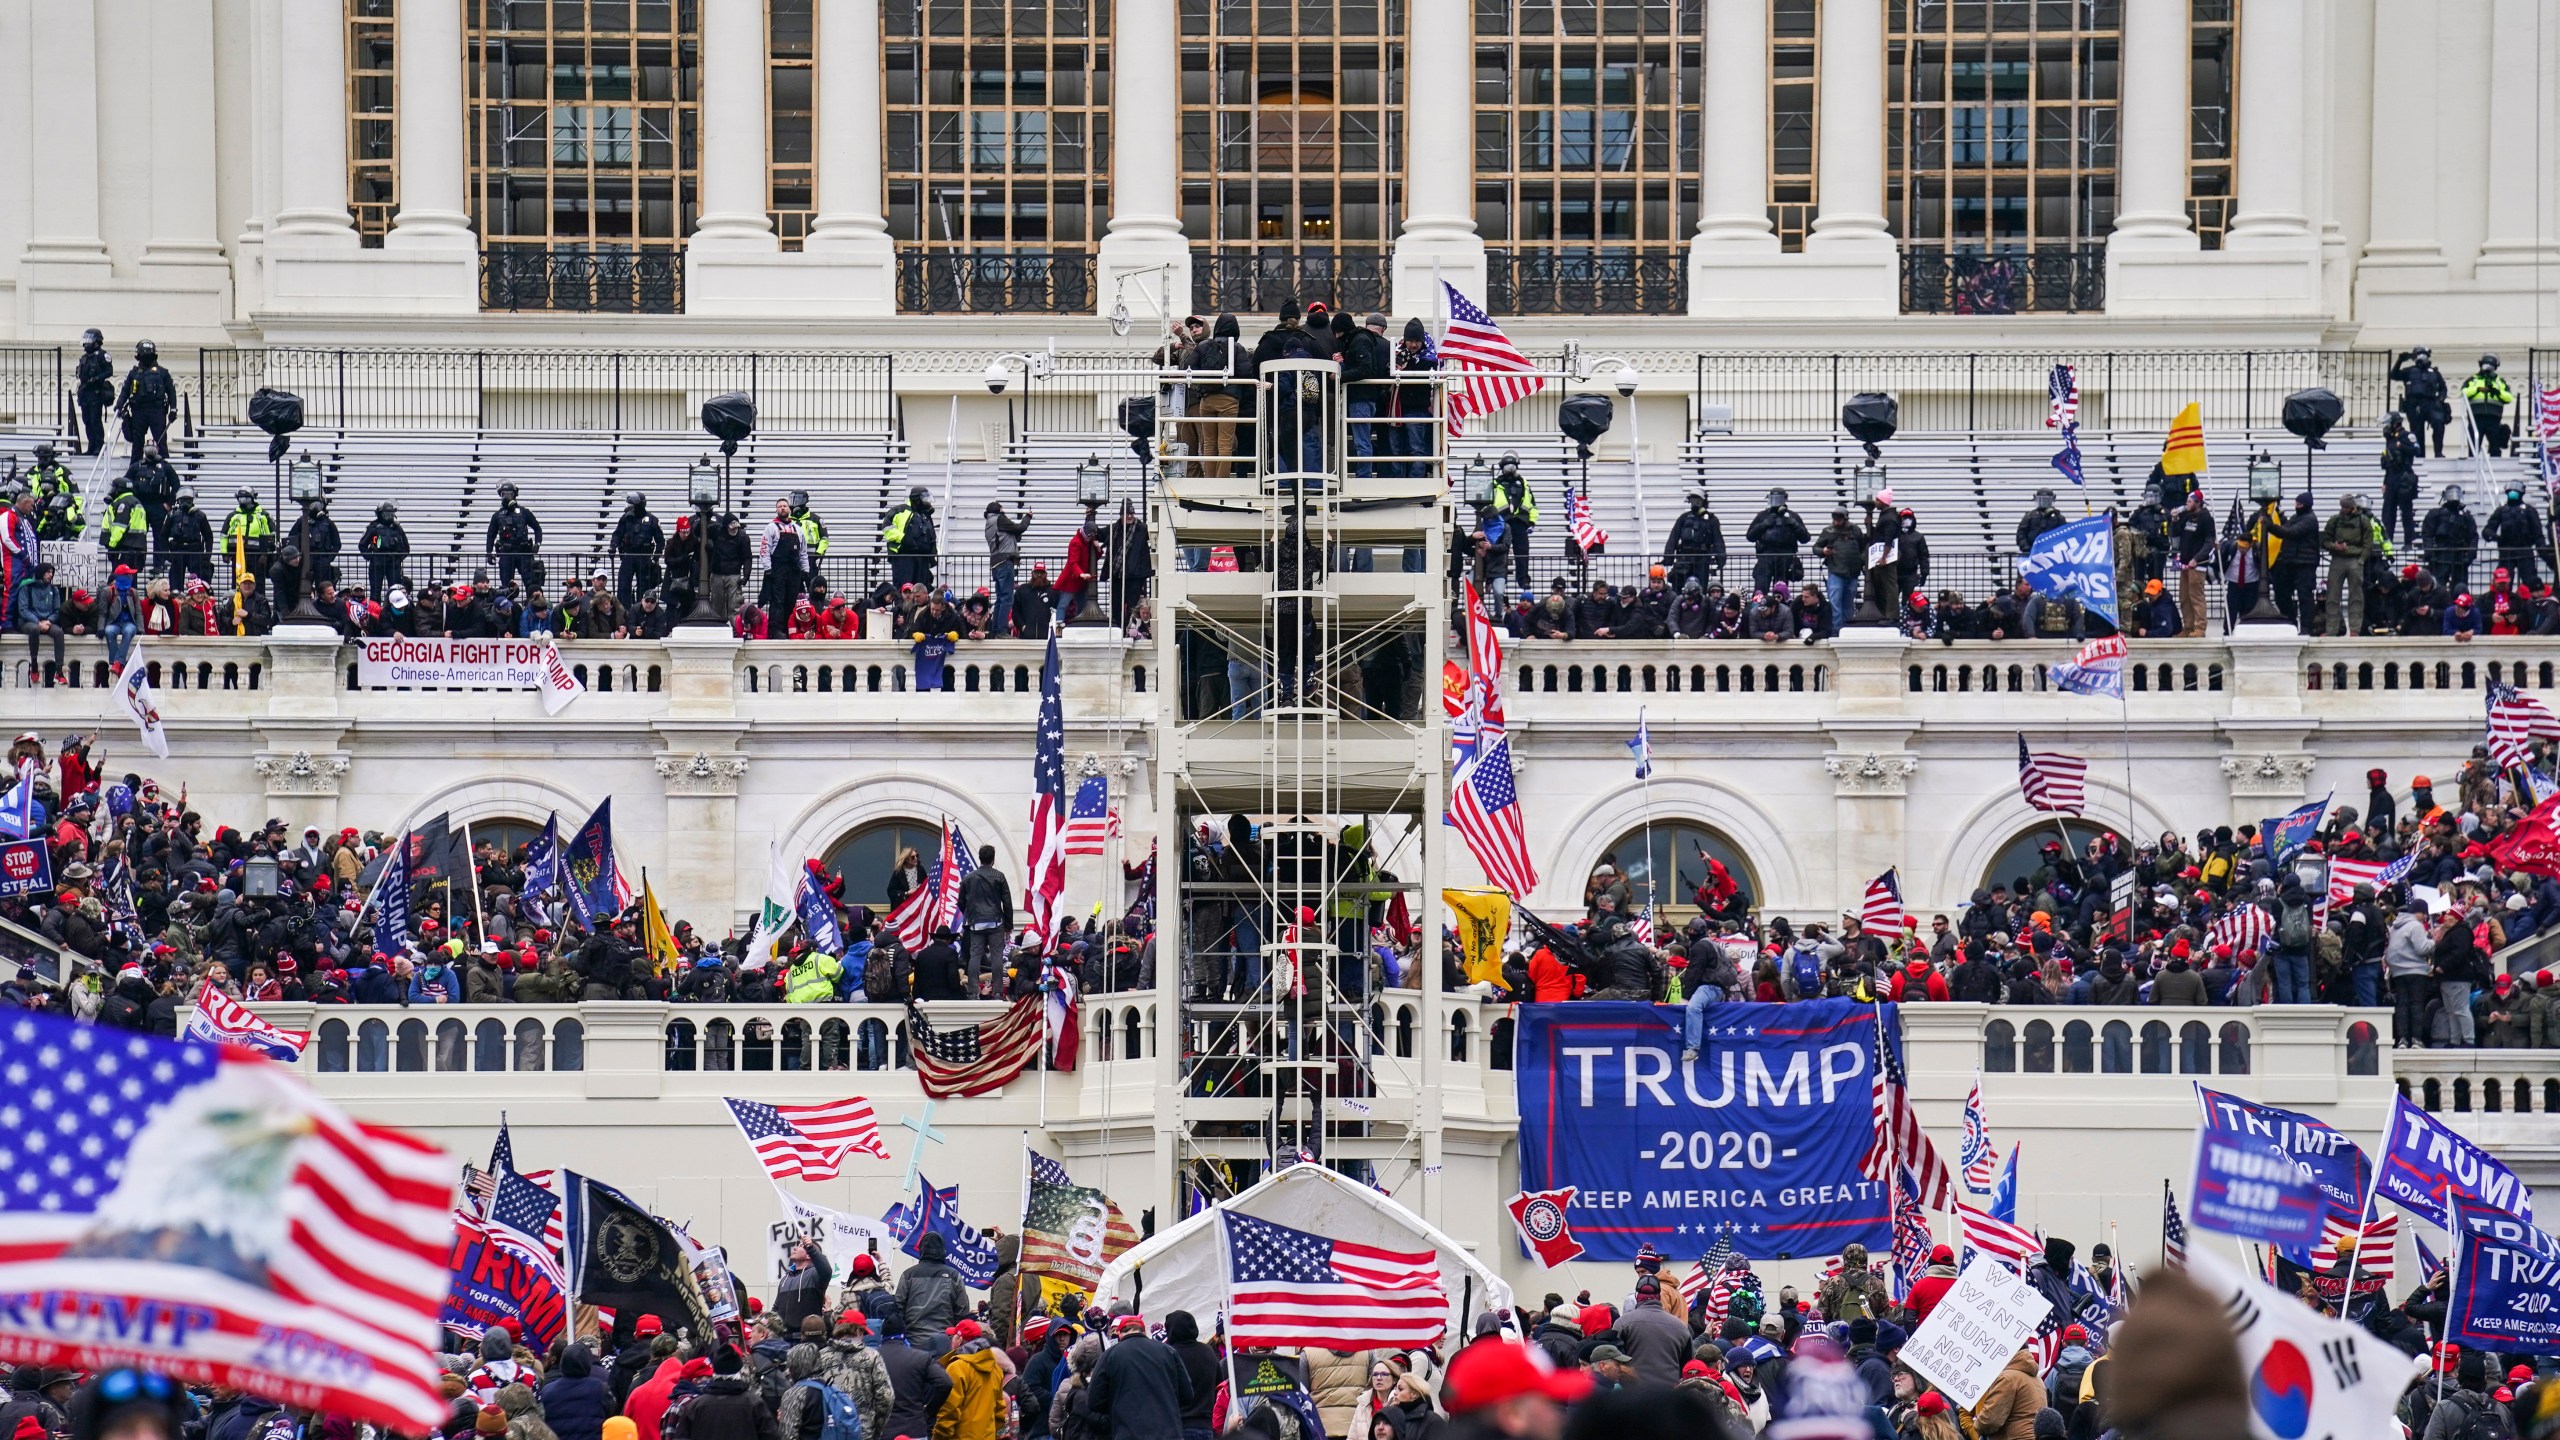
2189, 1130, 2326, 1250
1900, 1256, 2056, 1409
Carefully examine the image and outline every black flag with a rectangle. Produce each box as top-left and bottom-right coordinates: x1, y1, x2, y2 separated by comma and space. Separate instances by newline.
561, 1172, 713, 1340
404, 812, 467, 922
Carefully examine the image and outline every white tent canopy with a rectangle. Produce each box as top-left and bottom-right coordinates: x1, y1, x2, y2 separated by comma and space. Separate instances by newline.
1094, 1164, 1514, 1345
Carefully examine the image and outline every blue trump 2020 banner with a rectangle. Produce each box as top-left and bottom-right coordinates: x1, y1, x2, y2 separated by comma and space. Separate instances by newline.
2448, 1204, 2560, 1356
2194, 1087, 2369, 1229
1514, 998, 1891, 1261
2377, 1091, 2536, 1232
2017, 514, 2118, 625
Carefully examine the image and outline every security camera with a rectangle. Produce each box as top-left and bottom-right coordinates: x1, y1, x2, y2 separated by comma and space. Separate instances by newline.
1613, 363, 1640, 399
984, 361, 1011, 396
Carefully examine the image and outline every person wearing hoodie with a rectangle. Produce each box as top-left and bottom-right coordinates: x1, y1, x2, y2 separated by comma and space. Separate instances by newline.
624, 1355, 694, 1440
895, 1233, 969, 1355
541, 1346, 616, 1440
2147, 944, 2210, 1006
1844, 1319, 1893, 1407
874, 1300, 955, 1440
2044, 1327, 2095, 1413
774, 1343, 862, 1440
670, 1348, 773, 1440
1670, 577, 1711, 639
611, 1321, 671, 1410
1048, 1343, 1099, 1440
1161, 1311, 1223, 1440
2085, 951, 2141, 1006
1886, 955, 1948, 1002
932, 1320, 1010, 1440
205, 1389, 283, 1440
498, 1384, 561, 1440
1086, 1318, 1193, 1440
775, 1237, 835, 1335
1903, 1246, 1961, 1323
813, 1320, 895, 1440
840, 1252, 896, 1331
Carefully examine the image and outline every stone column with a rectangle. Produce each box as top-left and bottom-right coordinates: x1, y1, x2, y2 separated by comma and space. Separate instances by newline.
2108, 0, 2195, 251
21, 0, 110, 266
2476, 0, 2560, 278
1097, 0, 1190, 313
2356, 0, 2443, 272
270, 0, 359, 242
386, 0, 475, 245
2225, 0, 2313, 247
142, 1, 231, 273
1389, 0, 1484, 314
1805, 0, 1891, 254
1694, 0, 1775, 249
792, 0, 899, 314
691, 0, 779, 250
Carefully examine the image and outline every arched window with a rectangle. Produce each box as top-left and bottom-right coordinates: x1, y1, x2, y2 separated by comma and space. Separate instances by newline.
782, 1018, 814, 1072
396, 1019, 429, 1072
1981, 821, 2109, 898
1450, 1011, 1471, 1063
2345, 1021, 2378, 1077
514, 1018, 548, 1071
2100, 1020, 2132, 1074
1395, 1005, 1416, 1059
1122, 1006, 1144, 1061
859, 1017, 892, 1071
466, 818, 551, 868
318, 1019, 351, 1072
554, 1019, 585, 1071
2021, 1020, 2055, 1073
666, 1018, 698, 1070
2139, 1020, 2171, 1074
826, 819, 957, 909
357, 1019, 390, 1072
704, 1018, 737, 1071
2178, 1021, 2211, 1075
743, 1018, 778, 1070
1594, 821, 1759, 925
1491, 1016, 1515, 1070
2217, 1022, 2251, 1074
474, 1019, 508, 1071
437, 1019, 470, 1071
820, 1019, 852, 1071
1983, 1018, 2016, 1072
2060, 1020, 2094, 1073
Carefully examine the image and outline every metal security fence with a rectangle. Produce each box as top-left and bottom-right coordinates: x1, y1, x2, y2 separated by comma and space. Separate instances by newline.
1191, 251, 1393, 317
1487, 249, 1688, 316
1900, 246, 2106, 315
1692, 349, 2398, 435
480, 247, 685, 315
187, 348, 897, 434
897, 253, 1097, 315
0, 347, 68, 434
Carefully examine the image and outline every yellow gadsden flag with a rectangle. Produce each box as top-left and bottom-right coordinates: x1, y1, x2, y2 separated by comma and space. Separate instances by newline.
1444, 887, 1513, 985
641, 875, 682, 972
2160, 401, 2207, 476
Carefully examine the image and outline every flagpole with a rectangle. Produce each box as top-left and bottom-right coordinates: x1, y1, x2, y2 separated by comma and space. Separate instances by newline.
1217, 1207, 1247, 1426
1016, 1130, 1033, 1343
2440, 1197, 2461, 1402
342, 794, 440, 955
463, 816, 488, 947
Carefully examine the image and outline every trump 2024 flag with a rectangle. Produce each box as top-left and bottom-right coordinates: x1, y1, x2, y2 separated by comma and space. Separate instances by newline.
0, 1010, 456, 1430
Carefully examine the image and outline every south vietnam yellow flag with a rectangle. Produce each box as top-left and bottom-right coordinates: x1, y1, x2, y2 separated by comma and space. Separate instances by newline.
641, 875, 681, 972
1444, 887, 1513, 985
2160, 401, 2207, 476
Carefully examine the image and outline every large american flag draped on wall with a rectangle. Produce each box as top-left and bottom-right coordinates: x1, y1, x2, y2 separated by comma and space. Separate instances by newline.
907, 995, 1051, 1097
0, 1011, 456, 1431
2487, 680, 2560, 769
1860, 1006, 1955, 1209
2017, 735, 2089, 815
1025, 626, 1068, 948
1063, 774, 1121, 857
722, 1097, 890, 1182
1222, 1210, 1448, 1351
1438, 282, 1546, 438
1450, 736, 1538, 898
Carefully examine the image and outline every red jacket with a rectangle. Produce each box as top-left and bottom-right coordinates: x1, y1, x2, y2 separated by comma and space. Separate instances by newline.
1905, 1267, 1960, 1323
1527, 947, 1579, 1002
1889, 961, 1949, 1002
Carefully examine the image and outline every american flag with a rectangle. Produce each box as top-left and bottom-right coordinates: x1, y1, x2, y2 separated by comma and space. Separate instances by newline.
2538, 382, 2560, 490
517, 1168, 566, 1256
1028, 1144, 1073, 1187
2376, 850, 2419, 890
1627, 912, 1656, 947
723, 1096, 890, 1182
1566, 486, 1609, 552
1451, 736, 1539, 898
1861, 1007, 1955, 1208
1455, 579, 1508, 765
2162, 1179, 2188, 1269
1700, 1257, 1754, 1333
2487, 680, 2560, 769
2311, 1211, 2400, 1286
2047, 363, 2079, 430
908, 994, 1049, 1097
1681, 1233, 1736, 1312
1025, 626, 1068, 948
1222, 1209, 1448, 1351
182, 978, 310, 1061
0, 1011, 455, 1431
1860, 868, 1905, 935
888, 822, 976, 950
1064, 773, 1121, 857
2326, 858, 2386, 910
2027, 1304, 2069, 1376
1956, 1200, 2041, 1270
1438, 282, 1546, 438
1889, 1168, 1933, 1302
2207, 904, 2274, 955
1961, 1078, 2000, 1193
2017, 735, 2089, 815
488, 1166, 562, 1251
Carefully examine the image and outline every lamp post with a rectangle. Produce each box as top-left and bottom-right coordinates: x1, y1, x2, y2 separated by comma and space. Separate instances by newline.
2242, 450, 2288, 625
1077, 454, 1111, 509
244, 854, 279, 898
284, 452, 325, 623
679, 457, 725, 628
1849, 459, 1889, 626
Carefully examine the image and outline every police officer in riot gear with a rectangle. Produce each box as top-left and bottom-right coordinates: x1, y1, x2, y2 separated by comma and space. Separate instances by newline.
484, 481, 544, 594
100, 474, 150, 575
127, 437, 180, 546
2016, 488, 2068, 555
277, 497, 342, 610
1487, 454, 1538, 591
788, 488, 829, 569
2485, 485, 2553, 589
1662, 492, 1727, 592
2391, 346, 2451, 457
361, 502, 411, 599
614, 492, 665, 609
2127, 484, 2171, 584
2463, 355, 2516, 457
1746, 486, 1809, 594
114, 339, 176, 467
881, 485, 937, 589
74, 329, 114, 455
223, 487, 277, 592
26, 443, 82, 542
162, 492, 215, 591
2421, 484, 2479, 594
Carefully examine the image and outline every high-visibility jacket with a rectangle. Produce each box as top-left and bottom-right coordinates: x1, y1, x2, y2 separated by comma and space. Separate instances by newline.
785, 951, 841, 1003
882, 506, 913, 548
2464, 374, 2515, 407
225, 508, 276, 543
795, 509, 829, 558
1491, 474, 1539, 524
102, 496, 149, 548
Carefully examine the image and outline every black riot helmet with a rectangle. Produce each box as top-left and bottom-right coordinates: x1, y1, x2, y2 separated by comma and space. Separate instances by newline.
498, 482, 519, 503
134, 340, 158, 364
377, 502, 396, 522
235, 488, 257, 508
2480, 355, 2501, 373
1766, 487, 1788, 508
32, 442, 54, 463
789, 489, 809, 509
625, 492, 646, 511
1686, 492, 1706, 510
177, 492, 196, 510
2033, 487, 2057, 507
81, 329, 102, 350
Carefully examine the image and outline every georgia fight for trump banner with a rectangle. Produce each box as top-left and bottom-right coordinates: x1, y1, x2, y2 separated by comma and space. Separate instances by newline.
1514, 999, 1891, 1261
2375, 1091, 2535, 1232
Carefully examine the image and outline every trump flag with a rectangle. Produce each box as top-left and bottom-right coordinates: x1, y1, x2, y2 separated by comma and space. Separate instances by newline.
0, 1010, 457, 1431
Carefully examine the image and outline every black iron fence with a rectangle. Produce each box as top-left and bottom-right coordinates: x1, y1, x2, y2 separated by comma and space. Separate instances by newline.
897, 252, 1096, 314
1693, 348, 2398, 434
1487, 249, 1687, 315
0, 346, 67, 434
181, 348, 895, 433
1900, 245, 2106, 315
480, 246, 684, 315
1191, 251, 1391, 316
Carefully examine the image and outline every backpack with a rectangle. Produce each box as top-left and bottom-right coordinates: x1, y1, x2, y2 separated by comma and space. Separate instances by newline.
2279, 902, 2312, 950
755, 1358, 793, 1415
790, 1380, 863, 1440
2457, 1391, 2514, 1440
1788, 949, 1824, 999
